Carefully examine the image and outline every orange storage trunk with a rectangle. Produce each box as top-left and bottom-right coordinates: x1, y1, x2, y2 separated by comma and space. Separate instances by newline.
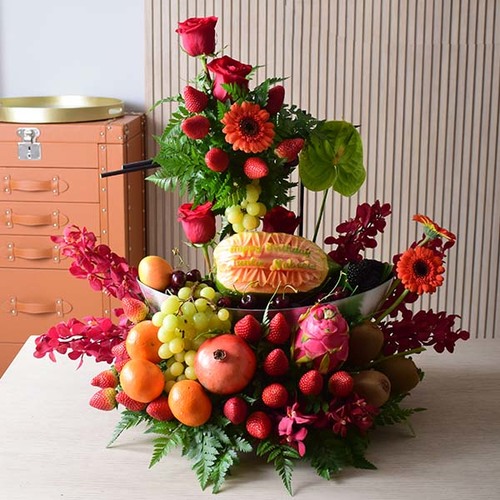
0, 115, 146, 375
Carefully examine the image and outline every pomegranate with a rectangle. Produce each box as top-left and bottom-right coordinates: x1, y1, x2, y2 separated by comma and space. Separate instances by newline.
194, 334, 257, 395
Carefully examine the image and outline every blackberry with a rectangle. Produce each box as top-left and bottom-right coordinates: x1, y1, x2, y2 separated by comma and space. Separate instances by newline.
345, 259, 387, 292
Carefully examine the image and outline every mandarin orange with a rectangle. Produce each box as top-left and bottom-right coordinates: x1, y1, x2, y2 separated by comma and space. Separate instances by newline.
125, 320, 162, 363
168, 380, 212, 427
119, 358, 165, 403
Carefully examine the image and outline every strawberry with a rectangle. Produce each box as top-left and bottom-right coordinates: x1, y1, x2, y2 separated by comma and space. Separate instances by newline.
265, 85, 285, 114
111, 341, 128, 359
181, 115, 210, 140
266, 312, 291, 344
114, 357, 130, 373
234, 314, 262, 343
274, 138, 305, 163
261, 383, 289, 408
90, 369, 118, 389
243, 157, 269, 180
328, 371, 354, 398
146, 395, 174, 421
298, 369, 324, 396
111, 341, 130, 372
223, 396, 248, 425
115, 391, 147, 411
89, 388, 117, 411
205, 147, 230, 172
262, 348, 289, 376
246, 411, 272, 439
183, 85, 209, 113
121, 297, 149, 324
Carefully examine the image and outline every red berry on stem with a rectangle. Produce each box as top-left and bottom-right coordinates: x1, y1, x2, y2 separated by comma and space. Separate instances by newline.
243, 157, 269, 179
328, 371, 354, 397
275, 138, 305, 163
181, 115, 210, 140
116, 391, 148, 411
299, 369, 324, 396
146, 395, 174, 421
223, 396, 249, 425
246, 411, 272, 439
205, 147, 230, 172
265, 85, 285, 114
89, 388, 117, 411
234, 314, 262, 343
91, 369, 118, 389
267, 312, 291, 344
261, 383, 289, 408
262, 348, 289, 377
183, 85, 209, 113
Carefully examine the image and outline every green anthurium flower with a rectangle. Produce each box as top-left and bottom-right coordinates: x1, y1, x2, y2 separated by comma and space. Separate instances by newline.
298, 120, 366, 196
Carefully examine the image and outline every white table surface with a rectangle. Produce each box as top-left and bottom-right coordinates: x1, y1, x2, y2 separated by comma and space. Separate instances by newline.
0, 336, 499, 500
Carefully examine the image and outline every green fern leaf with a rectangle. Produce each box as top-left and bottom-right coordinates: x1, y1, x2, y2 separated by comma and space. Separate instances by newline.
107, 410, 147, 448
376, 397, 426, 427
209, 447, 239, 494
347, 433, 376, 470
256, 440, 299, 495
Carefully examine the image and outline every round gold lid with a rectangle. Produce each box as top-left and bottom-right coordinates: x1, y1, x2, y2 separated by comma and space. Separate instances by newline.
0, 95, 125, 123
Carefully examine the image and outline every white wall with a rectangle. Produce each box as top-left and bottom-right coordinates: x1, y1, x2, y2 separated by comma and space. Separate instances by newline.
0, 0, 145, 112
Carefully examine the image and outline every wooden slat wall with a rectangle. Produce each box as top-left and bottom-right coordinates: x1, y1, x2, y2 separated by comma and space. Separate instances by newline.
145, 0, 500, 339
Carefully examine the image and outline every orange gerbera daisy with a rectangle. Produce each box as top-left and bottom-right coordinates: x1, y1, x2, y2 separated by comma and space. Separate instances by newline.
413, 214, 456, 242
221, 101, 275, 153
396, 246, 445, 295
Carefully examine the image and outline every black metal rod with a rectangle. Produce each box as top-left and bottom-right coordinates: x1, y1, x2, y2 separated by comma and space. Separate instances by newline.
100, 159, 157, 178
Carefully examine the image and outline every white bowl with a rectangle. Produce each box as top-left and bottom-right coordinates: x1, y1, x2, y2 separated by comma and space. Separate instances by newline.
137, 278, 393, 325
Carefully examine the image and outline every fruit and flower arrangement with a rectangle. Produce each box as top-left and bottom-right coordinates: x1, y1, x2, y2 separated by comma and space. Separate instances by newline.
34, 16, 470, 495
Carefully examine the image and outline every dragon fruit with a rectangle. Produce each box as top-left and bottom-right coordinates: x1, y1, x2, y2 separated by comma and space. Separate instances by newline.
293, 304, 349, 374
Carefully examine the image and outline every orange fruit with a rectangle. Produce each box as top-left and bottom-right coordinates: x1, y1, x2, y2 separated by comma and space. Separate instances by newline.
119, 358, 165, 403
168, 380, 212, 427
125, 320, 162, 363
138, 255, 173, 291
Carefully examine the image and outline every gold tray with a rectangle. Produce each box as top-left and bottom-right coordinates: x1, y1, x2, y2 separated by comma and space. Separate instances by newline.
0, 96, 125, 123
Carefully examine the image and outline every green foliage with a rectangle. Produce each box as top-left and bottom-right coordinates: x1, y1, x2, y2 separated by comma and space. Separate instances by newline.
143, 416, 253, 494
306, 430, 375, 480
376, 396, 426, 429
299, 121, 366, 195
107, 410, 149, 448
256, 440, 300, 496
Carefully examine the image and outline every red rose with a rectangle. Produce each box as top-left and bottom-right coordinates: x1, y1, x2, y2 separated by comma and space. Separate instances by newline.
262, 206, 301, 235
206, 56, 253, 102
176, 16, 218, 57
178, 202, 216, 244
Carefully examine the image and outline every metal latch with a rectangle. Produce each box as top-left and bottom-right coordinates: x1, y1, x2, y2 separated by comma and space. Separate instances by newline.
17, 127, 41, 160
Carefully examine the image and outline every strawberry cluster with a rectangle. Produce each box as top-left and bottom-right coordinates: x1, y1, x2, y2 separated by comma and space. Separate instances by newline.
205, 311, 376, 451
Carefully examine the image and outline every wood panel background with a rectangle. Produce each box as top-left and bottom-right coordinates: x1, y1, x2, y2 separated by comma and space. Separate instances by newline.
145, 0, 499, 339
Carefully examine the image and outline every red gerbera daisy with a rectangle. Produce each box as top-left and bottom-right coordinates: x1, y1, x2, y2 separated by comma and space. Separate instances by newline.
396, 246, 445, 295
413, 214, 456, 243
221, 101, 275, 153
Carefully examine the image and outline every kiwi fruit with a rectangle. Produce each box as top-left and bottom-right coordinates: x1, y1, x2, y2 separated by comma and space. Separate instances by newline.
347, 321, 384, 366
377, 357, 420, 395
352, 370, 391, 407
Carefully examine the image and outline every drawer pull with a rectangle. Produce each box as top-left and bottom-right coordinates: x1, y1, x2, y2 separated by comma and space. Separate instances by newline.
4, 209, 69, 228
6, 242, 62, 262
7, 297, 72, 317
3, 175, 68, 195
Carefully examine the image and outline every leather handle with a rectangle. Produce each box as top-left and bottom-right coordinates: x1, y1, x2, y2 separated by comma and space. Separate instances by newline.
4, 209, 69, 228
6, 242, 61, 262
6, 297, 72, 317
3, 175, 67, 195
